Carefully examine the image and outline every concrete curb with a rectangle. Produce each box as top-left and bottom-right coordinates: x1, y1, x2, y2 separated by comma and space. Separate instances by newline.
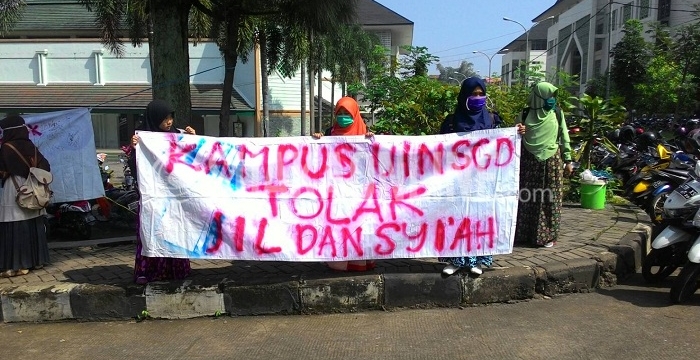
0, 220, 653, 323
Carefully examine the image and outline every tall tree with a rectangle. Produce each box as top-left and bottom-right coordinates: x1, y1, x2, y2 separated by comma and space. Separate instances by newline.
75, 0, 206, 129
258, 20, 308, 135
610, 19, 651, 109
192, 0, 358, 136
195, 1, 252, 136
399, 46, 438, 78
325, 24, 381, 100
436, 60, 477, 84
673, 22, 700, 116
647, 22, 673, 57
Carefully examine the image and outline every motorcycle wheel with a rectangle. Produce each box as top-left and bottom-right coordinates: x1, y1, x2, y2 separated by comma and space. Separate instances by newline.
670, 262, 700, 304
647, 191, 670, 226
642, 247, 678, 283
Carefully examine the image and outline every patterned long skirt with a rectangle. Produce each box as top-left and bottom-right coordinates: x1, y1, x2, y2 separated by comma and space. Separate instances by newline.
438, 255, 493, 269
514, 147, 563, 246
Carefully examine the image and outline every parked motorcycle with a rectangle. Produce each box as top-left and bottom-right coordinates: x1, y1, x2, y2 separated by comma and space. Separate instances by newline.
45, 200, 96, 240
119, 153, 136, 191
91, 150, 139, 228
624, 145, 673, 205
642, 161, 700, 284
662, 162, 700, 303
646, 153, 695, 224
671, 241, 700, 303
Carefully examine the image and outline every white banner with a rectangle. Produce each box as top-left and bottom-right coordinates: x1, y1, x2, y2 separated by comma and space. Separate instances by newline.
137, 128, 521, 261
22, 108, 104, 203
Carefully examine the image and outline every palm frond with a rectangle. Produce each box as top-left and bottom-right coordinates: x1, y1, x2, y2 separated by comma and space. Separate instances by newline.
278, 0, 358, 32
236, 16, 255, 63
125, 0, 148, 47
0, 0, 26, 36
79, 0, 126, 57
189, 0, 213, 45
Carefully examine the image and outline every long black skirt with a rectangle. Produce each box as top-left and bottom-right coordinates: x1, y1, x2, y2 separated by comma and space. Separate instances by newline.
0, 216, 50, 271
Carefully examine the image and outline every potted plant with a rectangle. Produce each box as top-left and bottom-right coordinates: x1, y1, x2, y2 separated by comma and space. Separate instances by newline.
564, 94, 626, 209
564, 93, 626, 169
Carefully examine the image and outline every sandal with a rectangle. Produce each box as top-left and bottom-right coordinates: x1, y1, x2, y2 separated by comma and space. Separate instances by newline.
16, 269, 30, 276
0, 270, 15, 278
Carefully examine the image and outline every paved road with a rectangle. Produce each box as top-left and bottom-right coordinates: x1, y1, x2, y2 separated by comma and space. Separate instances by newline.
1, 274, 698, 360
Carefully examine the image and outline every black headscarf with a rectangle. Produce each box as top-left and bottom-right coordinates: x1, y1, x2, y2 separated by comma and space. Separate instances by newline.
451, 77, 497, 132
129, 99, 177, 181
138, 99, 177, 133
0, 115, 50, 184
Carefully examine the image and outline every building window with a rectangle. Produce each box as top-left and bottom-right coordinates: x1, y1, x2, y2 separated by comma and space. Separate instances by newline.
530, 39, 548, 51
547, 38, 558, 56
658, 0, 671, 20
623, 2, 632, 22
595, 38, 604, 51
594, 59, 602, 77
611, 9, 618, 30
640, 0, 650, 19
596, 22, 605, 34
371, 30, 392, 49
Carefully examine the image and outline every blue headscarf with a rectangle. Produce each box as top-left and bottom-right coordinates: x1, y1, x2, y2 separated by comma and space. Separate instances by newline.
450, 77, 496, 132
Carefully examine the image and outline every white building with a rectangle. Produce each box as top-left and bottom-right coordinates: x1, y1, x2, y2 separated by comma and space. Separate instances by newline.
526, 0, 698, 93
499, 20, 551, 86
0, 0, 413, 148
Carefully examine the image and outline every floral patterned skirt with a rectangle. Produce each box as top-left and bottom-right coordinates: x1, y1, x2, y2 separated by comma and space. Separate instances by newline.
514, 147, 563, 246
438, 256, 493, 269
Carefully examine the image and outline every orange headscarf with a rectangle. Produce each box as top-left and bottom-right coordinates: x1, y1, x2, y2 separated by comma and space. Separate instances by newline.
330, 97, 367, 136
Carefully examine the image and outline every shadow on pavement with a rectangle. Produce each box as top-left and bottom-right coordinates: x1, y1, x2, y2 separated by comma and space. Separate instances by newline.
62, 265, 134, 286
596, 273, 700, 308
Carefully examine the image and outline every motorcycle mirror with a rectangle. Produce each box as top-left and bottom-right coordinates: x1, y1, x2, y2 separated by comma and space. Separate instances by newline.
695, 161, 700, 178
104, 166, 109, 171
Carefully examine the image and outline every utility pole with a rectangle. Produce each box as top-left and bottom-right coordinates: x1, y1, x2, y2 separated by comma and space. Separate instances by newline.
300, 60, 306, 136
606, 0, 613, 99
308, 29, 315, 134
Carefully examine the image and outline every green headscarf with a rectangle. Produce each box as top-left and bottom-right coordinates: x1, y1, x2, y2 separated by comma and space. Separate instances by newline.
521, 82, 572, 162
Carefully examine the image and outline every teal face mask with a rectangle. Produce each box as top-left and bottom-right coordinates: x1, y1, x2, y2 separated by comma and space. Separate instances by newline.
544, 97, 557, 111
336, 115, 353, 128
536, 93, 557, 111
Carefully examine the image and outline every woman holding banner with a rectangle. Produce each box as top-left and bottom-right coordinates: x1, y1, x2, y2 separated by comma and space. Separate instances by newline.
437, 77, 525, 276
0, 115, 51, 278
130, 99, 195, 284
312, 96, 376, 272
515, 82, 574, 248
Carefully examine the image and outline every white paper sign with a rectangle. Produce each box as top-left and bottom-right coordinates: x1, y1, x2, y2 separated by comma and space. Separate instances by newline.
21, 108, 104, 203
136, 128, 521, 261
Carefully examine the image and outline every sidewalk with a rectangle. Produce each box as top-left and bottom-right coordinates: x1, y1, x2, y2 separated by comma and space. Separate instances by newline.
0, 202, 651, 323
